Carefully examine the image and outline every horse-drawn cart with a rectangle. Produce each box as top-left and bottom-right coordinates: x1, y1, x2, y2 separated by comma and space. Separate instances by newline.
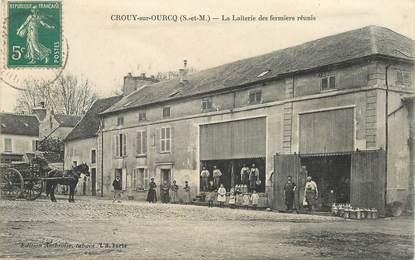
0, 155, 89, 202
0, 161, 45, 200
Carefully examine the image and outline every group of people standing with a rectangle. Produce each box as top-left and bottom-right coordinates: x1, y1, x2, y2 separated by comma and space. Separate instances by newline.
200, 163, 261, 192
146, 178, 192, 204
206, 184, 261, 209
283, 175, 318, 211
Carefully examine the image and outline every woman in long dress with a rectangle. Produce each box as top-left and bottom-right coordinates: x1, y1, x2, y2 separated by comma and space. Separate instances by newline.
146, 178, 157, 203
16, 6, 54, 64
217, 184, 227, 208
304, 176, 318, 211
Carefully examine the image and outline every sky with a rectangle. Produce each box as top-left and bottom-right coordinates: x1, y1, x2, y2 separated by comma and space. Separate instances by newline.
0, 0, 414, 112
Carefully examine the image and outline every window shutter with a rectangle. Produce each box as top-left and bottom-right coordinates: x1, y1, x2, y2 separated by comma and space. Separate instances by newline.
113, 135, 118, 157
143, 130, 147, 154
144, 169, 149, 189
397, 71, 403, 83
169, 127, 173, 152
136, 132, 142, 154
329, 76, 336, 89
123, 134, 127, 156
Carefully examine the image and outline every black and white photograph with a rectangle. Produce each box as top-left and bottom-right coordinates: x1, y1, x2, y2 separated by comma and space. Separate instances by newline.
0, 0, 414, 259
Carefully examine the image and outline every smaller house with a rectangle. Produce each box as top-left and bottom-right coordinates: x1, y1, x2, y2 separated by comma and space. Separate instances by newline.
64, 95, 123, 196
0, 113, 39, 163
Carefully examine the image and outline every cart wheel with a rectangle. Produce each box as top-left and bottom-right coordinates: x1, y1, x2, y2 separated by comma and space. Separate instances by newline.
0, 168, 24, 199
24, 178, 43, 201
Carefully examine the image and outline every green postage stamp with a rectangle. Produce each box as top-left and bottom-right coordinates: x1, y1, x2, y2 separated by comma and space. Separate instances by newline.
7, 1, 62, 67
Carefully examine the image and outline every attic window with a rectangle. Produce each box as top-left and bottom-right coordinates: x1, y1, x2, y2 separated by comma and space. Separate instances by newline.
169, 90, 181, 97
257, 70, 270, 78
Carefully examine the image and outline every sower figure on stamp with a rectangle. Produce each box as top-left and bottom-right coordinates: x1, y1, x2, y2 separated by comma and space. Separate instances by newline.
200, 166, 210, 192
249, 164, 259, 192
240, 164, 250, 185
284, 176, 297, 211
170, 180, 179, 203
212, 166, 222, 189
17, 6, 55, 64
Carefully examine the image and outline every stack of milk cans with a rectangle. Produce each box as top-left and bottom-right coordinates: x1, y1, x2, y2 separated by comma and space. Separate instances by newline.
331, 203, 378, 219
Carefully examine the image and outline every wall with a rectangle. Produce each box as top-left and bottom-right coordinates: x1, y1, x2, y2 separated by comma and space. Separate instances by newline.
0, 134, 37, 154
64, 137, 97, 195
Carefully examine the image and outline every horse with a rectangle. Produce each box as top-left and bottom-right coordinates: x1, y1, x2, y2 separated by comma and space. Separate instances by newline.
46, 163, 89, 202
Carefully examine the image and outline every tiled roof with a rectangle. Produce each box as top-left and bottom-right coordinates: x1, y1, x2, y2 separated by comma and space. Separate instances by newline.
53, 114, 82, 127
103, 26, 414, 115
0, 113, 39, 136
64, 96, 123, 142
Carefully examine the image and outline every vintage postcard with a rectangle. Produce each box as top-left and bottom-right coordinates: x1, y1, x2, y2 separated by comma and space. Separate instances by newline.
0, 0, 414, 259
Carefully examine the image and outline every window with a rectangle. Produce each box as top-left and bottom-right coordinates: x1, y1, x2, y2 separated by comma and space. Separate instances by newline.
162, 107, 171, 118
138, 111, 146, 121
321, 76, 336, 90
132, 168, 149, 190
117, 116, 124, 126
136, 130, 147, 155
396, 71, 411, 85
32, 140, 38, 152
257, 70, 270, 78
160, 127, 172, 153
113, 133, 127, 157
91, 149, 96, 164
4, 138, 12, 152
201, 97, 212, 110
249, 89, 262, 104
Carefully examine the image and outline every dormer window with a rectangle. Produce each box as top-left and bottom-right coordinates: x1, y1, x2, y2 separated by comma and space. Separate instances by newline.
321, 75, 336, 90
117, 116, 124, 126
163, 107, 171, 118
257, 70, 270, 78
396, 71, 411, 85
201, 97, 212, 111
249, 89, 262, 104
139, 111, 146, 121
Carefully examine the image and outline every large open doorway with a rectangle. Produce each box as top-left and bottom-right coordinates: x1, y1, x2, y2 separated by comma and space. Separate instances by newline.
200, 158, 266, 192
300, 154, 351, 211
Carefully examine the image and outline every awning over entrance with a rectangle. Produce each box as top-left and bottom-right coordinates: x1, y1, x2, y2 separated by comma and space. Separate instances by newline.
200, 117, 266, 160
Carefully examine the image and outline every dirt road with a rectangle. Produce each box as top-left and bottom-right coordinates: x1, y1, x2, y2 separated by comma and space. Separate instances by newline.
0, 197, 413, 259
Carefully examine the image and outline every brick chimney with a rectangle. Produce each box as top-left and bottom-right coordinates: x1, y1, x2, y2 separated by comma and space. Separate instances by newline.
32, 101, 47, 121
179, 60, 188, 84
122, 72, 159, 96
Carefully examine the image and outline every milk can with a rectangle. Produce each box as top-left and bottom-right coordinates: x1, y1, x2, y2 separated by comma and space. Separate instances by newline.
343, 207, 350, 219
356, 208, 362, 219
372, 208, 378, 219
331, 203, 338, 216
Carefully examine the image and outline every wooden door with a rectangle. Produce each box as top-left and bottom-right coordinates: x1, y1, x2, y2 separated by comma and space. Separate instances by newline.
350, 150, 386, 215
273, 154, 301, 210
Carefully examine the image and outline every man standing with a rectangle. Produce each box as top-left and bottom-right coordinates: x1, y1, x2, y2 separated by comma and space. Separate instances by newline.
304, 176, 318, 211
200, 166, 210, 192
284, 176, 296, 211
112, 175, 122, 203
160, 180, 170, 203
249, 164, 259, 192
212, 165, 222, 188
240, 164, 250, 185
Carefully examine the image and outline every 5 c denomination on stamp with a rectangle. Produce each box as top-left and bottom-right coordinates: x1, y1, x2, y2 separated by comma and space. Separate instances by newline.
7, 1, 62, 68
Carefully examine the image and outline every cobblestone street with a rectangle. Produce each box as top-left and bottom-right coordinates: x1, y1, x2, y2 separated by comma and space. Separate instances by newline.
0, 197, 413, 260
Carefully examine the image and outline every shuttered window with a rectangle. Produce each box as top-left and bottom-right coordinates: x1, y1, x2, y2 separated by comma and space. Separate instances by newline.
113, 133, 127, 157
200, 117, 266, 160
160, 127, 172, 153
299, 108, 354, 154
136, 130, 147, 155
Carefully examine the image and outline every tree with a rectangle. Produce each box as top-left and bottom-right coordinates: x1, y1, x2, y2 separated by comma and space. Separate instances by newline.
15, 73, 98, 115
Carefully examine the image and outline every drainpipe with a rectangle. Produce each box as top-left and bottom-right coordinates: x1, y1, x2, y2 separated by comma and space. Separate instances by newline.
384, 64, 391, 212
100, 118, 104, 197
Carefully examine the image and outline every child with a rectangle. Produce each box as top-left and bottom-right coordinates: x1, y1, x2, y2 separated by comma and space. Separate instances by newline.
242, 193, 250, 210
217, 184, 227, 208
228, 189, 236, 209
183, 181, 191, 204
207, 189, 215, 208
251, 190, 260, 210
